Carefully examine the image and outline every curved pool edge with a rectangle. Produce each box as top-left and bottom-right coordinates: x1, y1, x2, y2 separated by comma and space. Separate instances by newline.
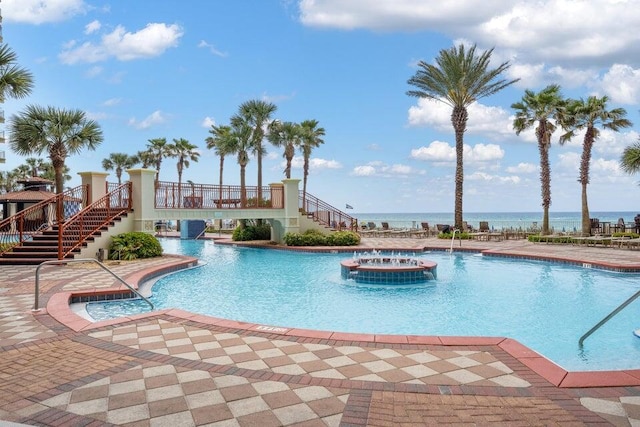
45, 254, 640, 389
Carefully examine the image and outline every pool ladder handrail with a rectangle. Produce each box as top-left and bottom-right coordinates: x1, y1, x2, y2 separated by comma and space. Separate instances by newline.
33, 258, 154, 312
578, 287, 640, 346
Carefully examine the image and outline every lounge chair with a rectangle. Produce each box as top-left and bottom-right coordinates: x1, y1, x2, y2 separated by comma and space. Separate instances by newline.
612, 217, 626, 233
410, 222, 430, 238
379, 222, 392, 237
360, 222, 378, 236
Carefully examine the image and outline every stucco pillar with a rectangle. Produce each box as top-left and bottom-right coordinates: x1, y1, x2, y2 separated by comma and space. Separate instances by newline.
78, 171, 108, 205
127, 168, 157, 233
281, 179, 301, 236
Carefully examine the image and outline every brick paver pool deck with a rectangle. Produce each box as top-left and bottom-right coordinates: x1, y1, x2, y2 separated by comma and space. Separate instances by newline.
1, 235, 640, 426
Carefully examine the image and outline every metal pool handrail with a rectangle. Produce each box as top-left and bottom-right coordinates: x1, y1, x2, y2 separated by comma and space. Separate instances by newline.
33, 258, 154, 312
578, 288, 640, 346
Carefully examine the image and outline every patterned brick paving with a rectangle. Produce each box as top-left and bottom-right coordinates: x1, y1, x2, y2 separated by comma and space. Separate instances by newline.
0, 240, 639, 425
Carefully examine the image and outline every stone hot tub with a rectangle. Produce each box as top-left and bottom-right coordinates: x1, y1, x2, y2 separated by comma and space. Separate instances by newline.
340, 252, 437, 285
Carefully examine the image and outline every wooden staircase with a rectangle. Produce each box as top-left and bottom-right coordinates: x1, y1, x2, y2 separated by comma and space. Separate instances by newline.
0, 210, 130, 265
0, 183, 132, 266
300, 191, 357, 231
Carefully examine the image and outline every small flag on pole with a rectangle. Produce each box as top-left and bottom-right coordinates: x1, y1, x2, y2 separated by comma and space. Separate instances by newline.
346, 204, 353, 209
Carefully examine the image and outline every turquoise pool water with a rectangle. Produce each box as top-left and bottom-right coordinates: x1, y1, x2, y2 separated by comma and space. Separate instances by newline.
87, 239, 640, 371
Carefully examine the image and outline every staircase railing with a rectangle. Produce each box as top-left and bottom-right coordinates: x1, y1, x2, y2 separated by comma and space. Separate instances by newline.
299, 191, 358, 231
58, 182, 132, 259
0, 185, 88, 255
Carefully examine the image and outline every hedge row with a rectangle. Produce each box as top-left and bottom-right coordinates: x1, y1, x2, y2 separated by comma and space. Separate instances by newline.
283, 229, 361, 246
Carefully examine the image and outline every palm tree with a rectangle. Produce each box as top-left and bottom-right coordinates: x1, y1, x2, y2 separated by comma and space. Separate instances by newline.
136, 149, 156, 169
167, 138, 200, 207
40, 162, 70, 184
229, 114, 253, 208
238, 99, 277, 203
512, 85, 566, 235
146, 137, 171, 183
206, 124, 235, 207
407, 44, 518, 229
102, 152, 140, 184
0, 44, 34, 102
299, 119, 325, 208
24, 157, 47, 176
560, 96, 631, 235
268, 121, 301, 179
620, 140, 640, 176
9, 105, 103, 194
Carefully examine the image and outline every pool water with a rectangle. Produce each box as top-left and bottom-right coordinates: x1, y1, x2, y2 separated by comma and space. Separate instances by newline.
86, 239, 640, 371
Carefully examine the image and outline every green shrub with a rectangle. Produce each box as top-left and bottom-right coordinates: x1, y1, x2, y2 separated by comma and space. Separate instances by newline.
283, 229, 360, 246
109, 232, 163, 260
232, 224, 271, 241
326, 231, 361, 246
437, 231, 471, 240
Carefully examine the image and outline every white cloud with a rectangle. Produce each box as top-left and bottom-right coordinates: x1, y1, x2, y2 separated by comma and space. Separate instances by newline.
102, 98, 121, 107
410, 141, 455, 162
506, 162, 537, 174
351, 161, 422, 177
299, 0, 500, 31
197, 40, 228, 57
85, 65, 102, 78
352, 165, 376, 176
310, 158, 342, 169
3, 0, 86, 24
288, 156, 342, 171
128, 110, 168, 130
201, 117, 216, 128
468, 171, 521, 184
407, 99, 514, 140
410, 141, 504, 163
60, 23, 184, 64
85, 20, 101, 35
599, 64, 640, 104
299, 1, 640, 67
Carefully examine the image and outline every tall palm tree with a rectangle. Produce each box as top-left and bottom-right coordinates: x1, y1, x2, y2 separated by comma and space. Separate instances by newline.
299, 119, 325, 208
560, 96, 631, 235
9, 105, 103, 194
512, 85, 566, 235
620, 139, 640, 176
146, 137, 171, 183
40, 162, 70, 185
229, 114, 253, 208
136, 149, 156, 169
407, 44, 518, 229
206, 124, 235, 207
24, 157, 47, 176
167, 138, 200, 207
238, 99, 277, 203
102, 152, 140, 184
0, 44, 34, 102
268, 121, 301, 179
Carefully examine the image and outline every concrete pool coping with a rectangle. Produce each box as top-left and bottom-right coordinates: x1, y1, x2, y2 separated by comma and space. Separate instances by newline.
44, 236, 640, 389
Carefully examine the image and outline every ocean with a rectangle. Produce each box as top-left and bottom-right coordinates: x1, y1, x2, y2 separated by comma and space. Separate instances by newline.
352, 211, 640, 233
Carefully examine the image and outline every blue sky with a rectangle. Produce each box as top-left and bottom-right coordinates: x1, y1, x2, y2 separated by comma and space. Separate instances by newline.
3, 0, 640, 214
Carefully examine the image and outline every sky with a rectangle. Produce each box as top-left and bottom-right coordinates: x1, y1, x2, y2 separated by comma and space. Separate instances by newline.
2, 0, 640, 214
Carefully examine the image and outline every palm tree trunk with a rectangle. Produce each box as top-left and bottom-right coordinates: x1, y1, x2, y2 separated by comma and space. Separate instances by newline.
580, 128, 594, 235
581, 182, 590, 236
257, 151, 262, 204
218, 156, 224, 209
451, 106, 467, 230
240, 163, 247, 208
303, 157, 309, 211
539, 140, 551, 235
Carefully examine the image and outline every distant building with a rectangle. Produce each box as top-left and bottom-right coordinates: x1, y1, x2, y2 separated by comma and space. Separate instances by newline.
0, 176, 56, 221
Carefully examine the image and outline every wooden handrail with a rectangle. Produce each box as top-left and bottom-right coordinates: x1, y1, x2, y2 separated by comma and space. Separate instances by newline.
58, 182, 132, 259
299, 191, 358, 231
0, 185, 87, 255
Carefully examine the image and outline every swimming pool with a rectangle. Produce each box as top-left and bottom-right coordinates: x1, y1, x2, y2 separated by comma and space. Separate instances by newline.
86, 239, 640, 371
